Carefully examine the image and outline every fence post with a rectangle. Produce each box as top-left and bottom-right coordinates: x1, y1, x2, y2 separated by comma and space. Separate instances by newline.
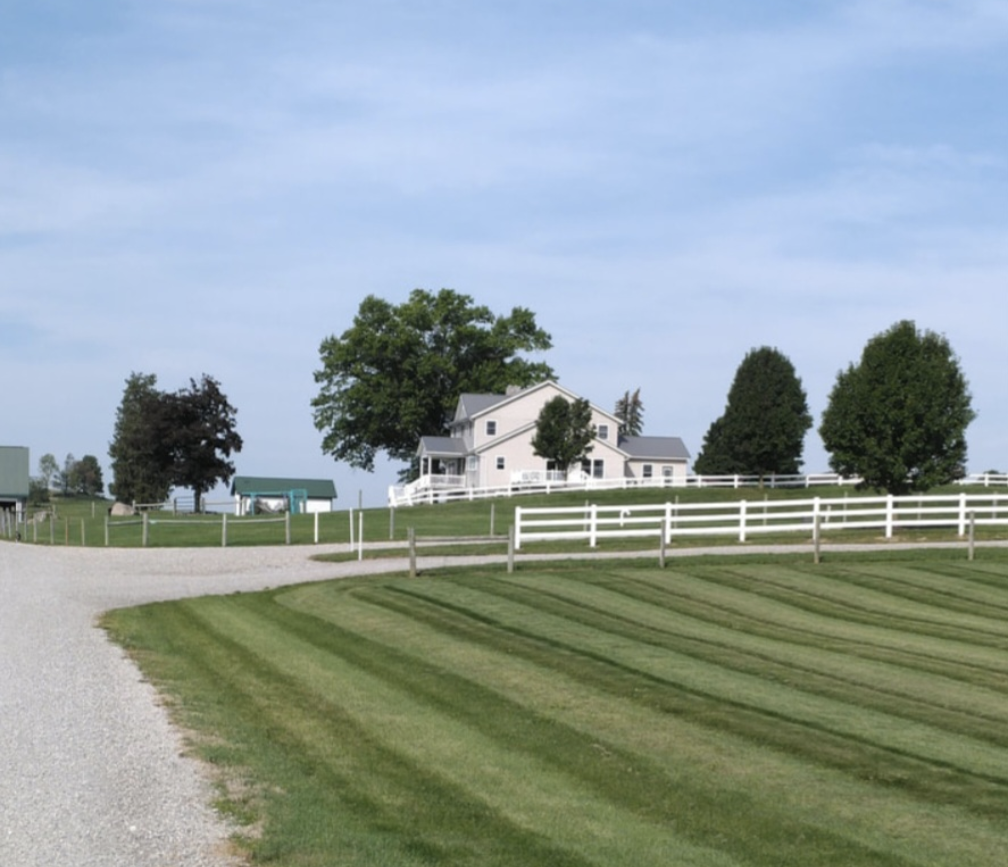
659, 523, 667, 569
142, 512, 149, 548
314, 511, 319, 545
958, 492, 967, 537
408, 527, 417, 578
508, 524, 515, 574
349, 507, 355, 549
105, 517, 109, 547
589, 504, 598, 548
358, 511, 364, 561
968, 511, 976, 561
514, 506, 523, 551
739, 500, 747, 543
813, 511, 822, 565
490, 503, 496, 537
885, 495, 894, 539
389, 507, 395, 540
285, 511, 291, 545
222, 513, 228, 547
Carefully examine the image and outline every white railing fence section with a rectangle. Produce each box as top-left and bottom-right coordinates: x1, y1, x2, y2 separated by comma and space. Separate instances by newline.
513, 492, 1008, 550
389, 472, 863, 508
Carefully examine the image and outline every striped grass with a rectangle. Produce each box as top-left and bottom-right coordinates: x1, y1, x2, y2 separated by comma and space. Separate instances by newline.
102, 552, 1008, 865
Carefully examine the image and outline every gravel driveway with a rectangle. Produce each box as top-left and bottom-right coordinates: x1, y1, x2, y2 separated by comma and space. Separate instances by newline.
0, 542, 413, 867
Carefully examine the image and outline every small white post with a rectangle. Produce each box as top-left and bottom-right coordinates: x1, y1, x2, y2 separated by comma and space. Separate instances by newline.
589, 503, 599, 548
958, 492, 968, 537
358, 510, 364, 561
349, 507, 355, 550
314, 511, 319, 544
739, 500, 747, 543
514, 506, 523, 551
885, 495, 894, 539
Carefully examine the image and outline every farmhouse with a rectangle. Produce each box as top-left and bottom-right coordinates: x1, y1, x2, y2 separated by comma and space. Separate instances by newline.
231, 476, 337, 516
411, 381, 689, 496
0, 446, 29, 528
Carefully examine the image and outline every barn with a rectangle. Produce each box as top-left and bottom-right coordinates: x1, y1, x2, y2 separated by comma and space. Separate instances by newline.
0, 446, 30, 531
231, 476, 337, 516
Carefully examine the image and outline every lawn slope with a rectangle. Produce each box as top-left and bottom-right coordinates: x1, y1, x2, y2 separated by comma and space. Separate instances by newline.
103, 553, 1008, 866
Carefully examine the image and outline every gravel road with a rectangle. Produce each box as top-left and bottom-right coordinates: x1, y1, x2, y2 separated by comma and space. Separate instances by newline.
0, 542, 414, 867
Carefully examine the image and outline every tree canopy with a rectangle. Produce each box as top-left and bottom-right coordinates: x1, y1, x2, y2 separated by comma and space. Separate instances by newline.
693, 346, 812, 480
109, 372, 175, 505
819, 320, 975, 494
108, 372, 242, 508
531, 395, 595, 473
312, 289, 554, 472
614, 388, 644, 437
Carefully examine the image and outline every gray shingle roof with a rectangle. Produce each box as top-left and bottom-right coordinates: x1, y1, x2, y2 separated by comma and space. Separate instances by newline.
618, 436, 691, 461
418, 437, 468, 457
456, 393, 508, 421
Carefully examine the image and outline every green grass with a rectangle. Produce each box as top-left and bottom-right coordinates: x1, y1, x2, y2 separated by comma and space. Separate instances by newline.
102, 549, 1008, 866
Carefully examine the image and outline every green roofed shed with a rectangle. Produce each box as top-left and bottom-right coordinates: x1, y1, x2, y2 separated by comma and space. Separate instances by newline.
230, 476, 337, 516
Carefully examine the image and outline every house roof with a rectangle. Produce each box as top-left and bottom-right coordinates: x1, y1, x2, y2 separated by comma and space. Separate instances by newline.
454, 381, 622, 428
456, 392, 508, 422
417, 436, 468, 457
618, 436, 691, 461
230, 476, 337, 499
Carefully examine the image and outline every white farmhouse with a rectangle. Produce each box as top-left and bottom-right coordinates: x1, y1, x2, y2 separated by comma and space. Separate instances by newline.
408, 381, 689, 499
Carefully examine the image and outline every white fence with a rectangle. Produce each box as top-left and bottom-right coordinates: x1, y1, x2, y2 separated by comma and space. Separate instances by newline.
389, 472, 860, 508
514, 492, 1008, 550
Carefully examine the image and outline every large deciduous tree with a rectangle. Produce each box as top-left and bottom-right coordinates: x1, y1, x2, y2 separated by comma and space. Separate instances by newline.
170, 375, 244, 512
71, 455, 105, 497
693, 346, 812, 481
531, 396, 596, 474
312, 289, 554, 473
108, 372, 242, 508
819, 320, 975, 494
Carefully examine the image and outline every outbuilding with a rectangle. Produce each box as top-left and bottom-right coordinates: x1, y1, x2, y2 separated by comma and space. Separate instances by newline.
231, 476, 337, 516
0, 446, 30, 533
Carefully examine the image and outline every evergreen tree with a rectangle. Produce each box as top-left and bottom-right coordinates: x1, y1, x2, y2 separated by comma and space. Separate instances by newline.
614, 388, 644, 437
693, 347, 812, 481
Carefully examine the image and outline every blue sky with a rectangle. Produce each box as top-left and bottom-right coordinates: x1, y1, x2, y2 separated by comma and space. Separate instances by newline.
3, 0, 1007, 506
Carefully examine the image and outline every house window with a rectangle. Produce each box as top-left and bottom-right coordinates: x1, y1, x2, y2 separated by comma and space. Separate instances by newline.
598, 424, 609, 441
486, 420, 497, 436
582, 459, 604, 479
496, 456, 506, 470
662, 466, 674, 479
642, 464, 653, 478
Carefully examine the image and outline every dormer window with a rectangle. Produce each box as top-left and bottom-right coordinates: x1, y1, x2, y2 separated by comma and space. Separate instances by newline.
598, 424, 609, 441
486, 420, 497, 436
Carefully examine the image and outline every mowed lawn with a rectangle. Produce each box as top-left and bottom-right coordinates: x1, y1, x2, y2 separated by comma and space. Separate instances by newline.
102, 552, 1008, 866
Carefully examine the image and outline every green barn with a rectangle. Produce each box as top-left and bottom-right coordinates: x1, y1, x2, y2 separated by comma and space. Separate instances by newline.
0, 446, 30, 527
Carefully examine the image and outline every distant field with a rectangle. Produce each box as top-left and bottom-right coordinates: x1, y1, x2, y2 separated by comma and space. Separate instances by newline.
102, 550, 1008, 866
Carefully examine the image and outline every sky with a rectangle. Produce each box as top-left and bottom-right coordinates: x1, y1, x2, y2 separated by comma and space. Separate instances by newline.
3, 0, 1007, 507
